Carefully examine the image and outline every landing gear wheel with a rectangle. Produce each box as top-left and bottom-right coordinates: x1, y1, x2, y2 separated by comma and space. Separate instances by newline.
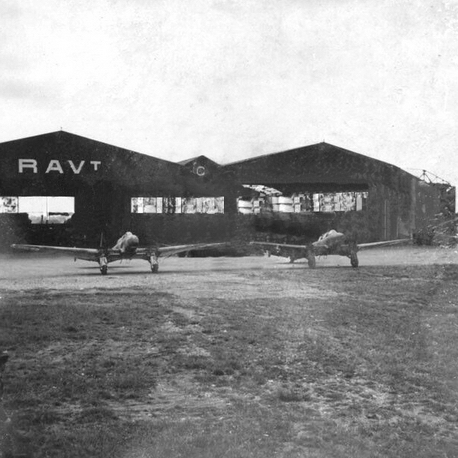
151, 264, 159, 274
100, 265, 108, 275
307, 254, 316, 269
350, 252, 359, 268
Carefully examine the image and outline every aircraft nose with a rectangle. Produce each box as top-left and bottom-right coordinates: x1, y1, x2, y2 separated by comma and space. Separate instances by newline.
121, 235, 139, 254
128, 237, 139, 249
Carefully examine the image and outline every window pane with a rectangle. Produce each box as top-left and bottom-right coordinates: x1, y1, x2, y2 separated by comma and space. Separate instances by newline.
0, 197, 18, 213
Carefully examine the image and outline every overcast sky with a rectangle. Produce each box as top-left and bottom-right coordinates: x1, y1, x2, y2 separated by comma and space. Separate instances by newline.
2, 0, 457, 186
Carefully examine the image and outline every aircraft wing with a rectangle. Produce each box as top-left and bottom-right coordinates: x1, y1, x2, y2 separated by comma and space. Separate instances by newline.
11, 244, 100, 261
357, 239, 411, 250
135, 242, 227, 258
250, 241, 311, 258
250, 241, 310, 251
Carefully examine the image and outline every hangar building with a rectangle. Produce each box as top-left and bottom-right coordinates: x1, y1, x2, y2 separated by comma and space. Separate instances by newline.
0, 131, 242, 247
0, 132, 454, 248
222, 142, 455, 243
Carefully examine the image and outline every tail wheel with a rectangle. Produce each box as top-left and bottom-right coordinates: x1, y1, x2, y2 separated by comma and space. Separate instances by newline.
100, 265, 108, 275
151, 264, 159, 274
307, 254, 316, 269
350, 252, 359, 268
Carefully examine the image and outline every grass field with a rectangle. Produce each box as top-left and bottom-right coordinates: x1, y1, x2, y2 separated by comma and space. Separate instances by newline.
1, 251, 458, 457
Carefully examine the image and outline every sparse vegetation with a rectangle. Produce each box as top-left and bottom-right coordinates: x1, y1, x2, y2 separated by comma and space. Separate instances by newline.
1, 260, 458, 457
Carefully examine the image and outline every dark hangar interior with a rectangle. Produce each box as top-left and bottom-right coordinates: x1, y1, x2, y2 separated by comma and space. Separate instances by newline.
0, 131, 454, 249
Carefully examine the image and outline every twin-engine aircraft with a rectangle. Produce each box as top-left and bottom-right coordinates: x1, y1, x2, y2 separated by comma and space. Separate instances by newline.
251, 230, 410, 268
11, 231, 225, 275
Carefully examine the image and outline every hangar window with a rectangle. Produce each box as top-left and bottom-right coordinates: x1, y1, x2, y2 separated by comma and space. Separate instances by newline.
16, 196, 74, 224
181, 197, 224, 214
313, 192, 368, 212
237, 192, 368, 214
0, 197, 18, 213
131, 197, 163, 214
131, 197, 224, 214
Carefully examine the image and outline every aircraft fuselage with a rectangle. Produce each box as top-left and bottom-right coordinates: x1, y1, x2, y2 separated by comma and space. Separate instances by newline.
111, 231, 140, 256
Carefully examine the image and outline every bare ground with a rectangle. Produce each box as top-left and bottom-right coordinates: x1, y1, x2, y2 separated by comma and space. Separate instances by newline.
1, 246, 458, 457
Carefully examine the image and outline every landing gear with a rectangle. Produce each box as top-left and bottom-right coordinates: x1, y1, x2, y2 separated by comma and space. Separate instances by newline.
147, 252, 159, 274
350, 251, 359, 268
99, 256, 108, 275
307, 254, 316, 269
